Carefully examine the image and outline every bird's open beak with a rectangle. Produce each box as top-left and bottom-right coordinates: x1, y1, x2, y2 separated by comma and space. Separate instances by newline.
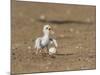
49, 28, 55, 35
51, 30, 55, 34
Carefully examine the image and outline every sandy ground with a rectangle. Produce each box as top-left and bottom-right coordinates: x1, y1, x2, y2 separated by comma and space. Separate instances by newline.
11, 0, 96, 74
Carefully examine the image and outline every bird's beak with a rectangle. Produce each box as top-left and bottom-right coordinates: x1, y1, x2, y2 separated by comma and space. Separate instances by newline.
49, 28, 55, 35
51, 30, 55, 34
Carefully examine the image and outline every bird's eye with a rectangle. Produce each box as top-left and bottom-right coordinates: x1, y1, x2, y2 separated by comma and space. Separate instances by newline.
46, 27, 48, 29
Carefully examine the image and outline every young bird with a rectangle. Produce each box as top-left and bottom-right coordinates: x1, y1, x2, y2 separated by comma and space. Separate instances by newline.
34, 25, 58, 55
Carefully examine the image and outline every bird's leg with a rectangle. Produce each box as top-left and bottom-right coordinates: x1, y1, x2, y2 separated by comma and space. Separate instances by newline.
46, 46, 49, 55
39, 49, 42, 55
35, 48, 40, 55
36, 48, 43, 55
35, 48, 38, 55
52, 39, 58, 48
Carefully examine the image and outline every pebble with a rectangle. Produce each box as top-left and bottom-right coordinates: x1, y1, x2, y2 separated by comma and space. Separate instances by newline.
75, 45, 82, 49
28, 46, 31, 50
76, 46, 80, 49
40, 15, 46, 20
59, 34, 65, 38
46, 66, 49, 69
12, 52, 15, 55
69, 28, 74, 32
12, 47, 15, 50
78, 58, 81, 61
86, 18, 91, 22
47, 62, 52, 65
24, 42, 27, 44
66, 67, 70, 70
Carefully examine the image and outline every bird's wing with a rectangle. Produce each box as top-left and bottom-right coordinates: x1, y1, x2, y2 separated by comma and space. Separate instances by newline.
49, 38, 58, 47
34, 37, 41, 49
52, 39, 58, 47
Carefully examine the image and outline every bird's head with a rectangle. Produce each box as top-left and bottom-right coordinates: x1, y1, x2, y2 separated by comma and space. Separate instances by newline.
43, 25, 54, 35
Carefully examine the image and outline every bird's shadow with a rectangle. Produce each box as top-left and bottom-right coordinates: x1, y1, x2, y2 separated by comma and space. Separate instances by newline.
56, 53, 73, 56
